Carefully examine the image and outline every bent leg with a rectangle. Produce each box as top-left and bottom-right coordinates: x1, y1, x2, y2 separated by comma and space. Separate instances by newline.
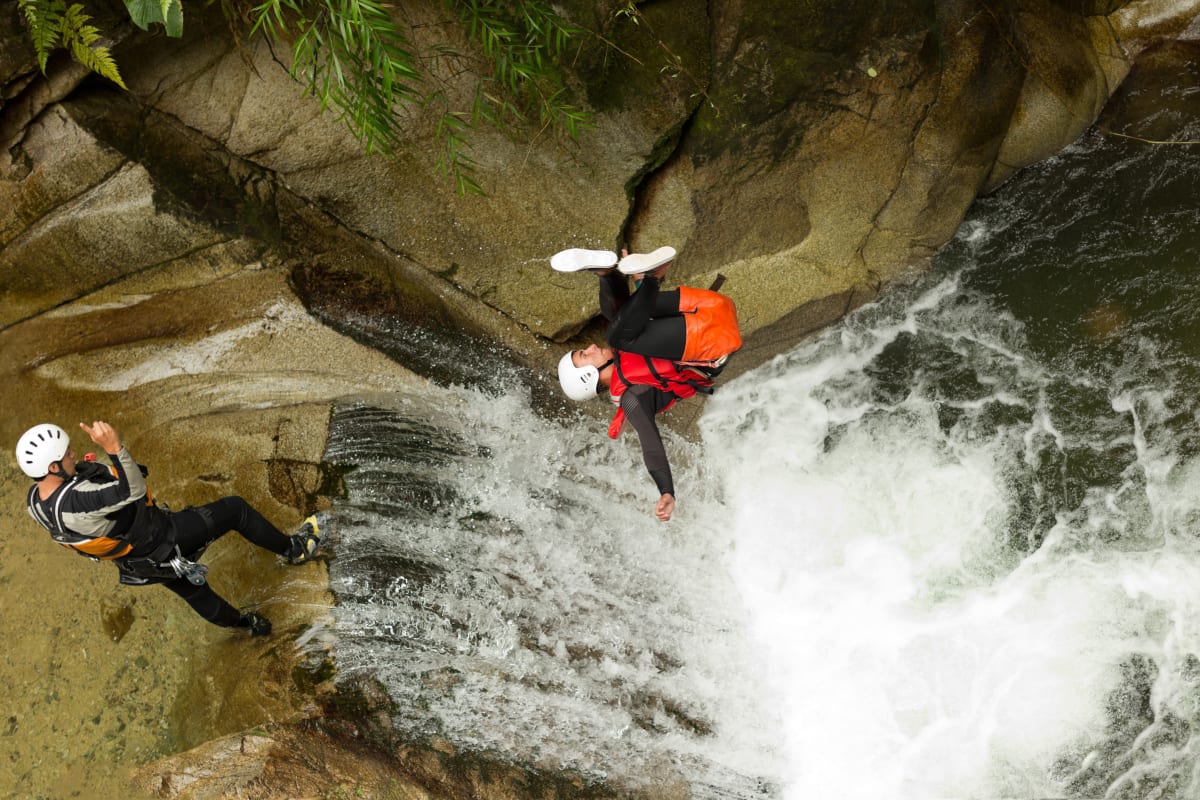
161, 578, 245, 627
606, 277, 686, 360
174, 496, 292, 556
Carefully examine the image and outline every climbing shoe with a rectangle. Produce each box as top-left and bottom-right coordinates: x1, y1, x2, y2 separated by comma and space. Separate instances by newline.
240, 611, 272, 637
287, 515, 321, 565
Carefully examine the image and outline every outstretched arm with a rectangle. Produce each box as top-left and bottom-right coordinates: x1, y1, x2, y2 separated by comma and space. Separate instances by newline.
620, 386, 677, 522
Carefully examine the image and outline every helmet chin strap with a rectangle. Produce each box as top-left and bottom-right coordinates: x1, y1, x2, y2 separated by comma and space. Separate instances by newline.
596, 358, 614, 390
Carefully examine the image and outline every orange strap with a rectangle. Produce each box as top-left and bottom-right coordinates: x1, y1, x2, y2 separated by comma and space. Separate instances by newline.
62, 538, 133, 560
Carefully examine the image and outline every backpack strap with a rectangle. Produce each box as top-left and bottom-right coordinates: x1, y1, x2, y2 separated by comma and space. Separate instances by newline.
641, 356, 671, 391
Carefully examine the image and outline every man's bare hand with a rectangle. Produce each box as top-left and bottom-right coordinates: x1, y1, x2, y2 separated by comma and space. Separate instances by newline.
80, 421, 121, 454
655, 493, 675, 522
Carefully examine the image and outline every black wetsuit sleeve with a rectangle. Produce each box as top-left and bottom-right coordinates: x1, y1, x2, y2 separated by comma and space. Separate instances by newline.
620, 384, 675, 497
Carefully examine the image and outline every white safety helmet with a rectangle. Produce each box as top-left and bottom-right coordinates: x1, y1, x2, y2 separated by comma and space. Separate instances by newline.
558, 351, 600, 401
15, 423, 70, 479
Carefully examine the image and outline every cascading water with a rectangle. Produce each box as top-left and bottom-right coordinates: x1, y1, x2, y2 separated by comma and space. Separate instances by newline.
322, 392, 778, 795
699, 70, 1200, 799
319, 57, 1200, 800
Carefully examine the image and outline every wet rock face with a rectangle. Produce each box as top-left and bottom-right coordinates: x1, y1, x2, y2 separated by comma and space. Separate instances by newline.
4, 0, 1196, 377
0, 5, 1195, 796
135, 675, 687, 800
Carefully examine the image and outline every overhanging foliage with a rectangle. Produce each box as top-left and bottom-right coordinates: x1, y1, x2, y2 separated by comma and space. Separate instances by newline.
15, 0, 592, 194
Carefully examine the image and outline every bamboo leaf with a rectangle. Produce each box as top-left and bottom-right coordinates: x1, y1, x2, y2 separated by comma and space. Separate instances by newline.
241, 0, 591, 194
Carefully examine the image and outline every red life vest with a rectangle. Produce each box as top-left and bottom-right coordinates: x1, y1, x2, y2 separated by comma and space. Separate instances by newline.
607, 352, 714, 439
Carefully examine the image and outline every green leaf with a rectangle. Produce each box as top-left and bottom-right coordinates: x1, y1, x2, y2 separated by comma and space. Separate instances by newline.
18, 0, 66, 72
163, 0, 183, 37
123, 0, 163, 30
122, 0, 183, 36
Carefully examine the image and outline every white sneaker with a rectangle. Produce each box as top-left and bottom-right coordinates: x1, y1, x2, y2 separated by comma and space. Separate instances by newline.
618, 246, 677, 275
550, 248, 619, 272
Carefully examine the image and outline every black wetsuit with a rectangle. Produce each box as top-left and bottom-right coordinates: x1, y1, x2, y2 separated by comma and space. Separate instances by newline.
27, 449, 293, 628
154, 498, 292, 627
599, 273, 687, 497
602, 272, 686, 359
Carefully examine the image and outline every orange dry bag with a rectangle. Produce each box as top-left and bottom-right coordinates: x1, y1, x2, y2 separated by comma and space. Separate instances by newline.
677, 286, 742, 365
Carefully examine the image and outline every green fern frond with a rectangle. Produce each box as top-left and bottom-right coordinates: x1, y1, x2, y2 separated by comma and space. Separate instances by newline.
60, 3, 127, 88
18, 0, 127, 87
17, 0, 66, 72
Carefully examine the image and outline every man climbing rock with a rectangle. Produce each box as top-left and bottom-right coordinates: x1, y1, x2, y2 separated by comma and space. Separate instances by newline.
15, 420, 321, 636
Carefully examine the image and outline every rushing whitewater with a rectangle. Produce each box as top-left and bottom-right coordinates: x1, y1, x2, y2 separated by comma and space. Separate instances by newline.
701, 121, 1200, 799
322, 391, 780, 795
704, 268, 1200, 798
319, 74, 1200, 799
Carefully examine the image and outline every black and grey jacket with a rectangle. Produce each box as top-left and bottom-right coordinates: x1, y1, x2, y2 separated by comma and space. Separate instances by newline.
26, 447, 171, 561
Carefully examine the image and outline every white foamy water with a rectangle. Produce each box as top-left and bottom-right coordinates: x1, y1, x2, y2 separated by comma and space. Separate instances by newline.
324, 390, 780, 795
325, 269, 1200, 799
700, 272, 1200, 799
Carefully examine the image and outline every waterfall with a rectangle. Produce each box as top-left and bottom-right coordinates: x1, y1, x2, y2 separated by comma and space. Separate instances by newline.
322, 391, 778, 795
701, 119, 1200, 799
703, 268, 1200, 798
320, 71, 1200, 800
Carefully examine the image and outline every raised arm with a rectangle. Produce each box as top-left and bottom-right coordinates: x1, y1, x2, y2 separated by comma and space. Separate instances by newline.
76, 421, 147, 509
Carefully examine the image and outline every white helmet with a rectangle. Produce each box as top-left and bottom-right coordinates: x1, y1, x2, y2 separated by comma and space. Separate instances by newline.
15, 423, 70, 478
558, 351, 600, 401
